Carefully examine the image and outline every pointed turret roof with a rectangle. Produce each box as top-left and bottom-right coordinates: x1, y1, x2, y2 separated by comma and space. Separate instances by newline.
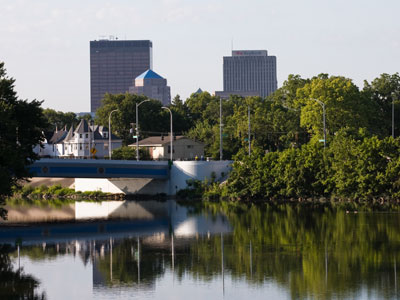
136, 69, 163, 79
64, 125, 74, 141
75, 119, 90, 134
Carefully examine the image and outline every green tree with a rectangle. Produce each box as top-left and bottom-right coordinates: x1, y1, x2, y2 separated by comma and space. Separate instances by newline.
42, 108, 78, 131
362, 73, 400, 137
0, 62, 48, 218
169, 94, 193, 134
111, 146, 150, 160
95, 93, 168, 145
295, 74, 371, 142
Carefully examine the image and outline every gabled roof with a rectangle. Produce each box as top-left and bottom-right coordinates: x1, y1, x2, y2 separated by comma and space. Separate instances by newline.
195, 88, 203, 94
75, 119, 91, 134
136, 69, 163, 79
49, 130, 67, 144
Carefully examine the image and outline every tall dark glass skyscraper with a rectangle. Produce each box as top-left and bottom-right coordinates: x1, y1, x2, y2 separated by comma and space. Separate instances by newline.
90, 40, 153, 112
215, 50, 277, 99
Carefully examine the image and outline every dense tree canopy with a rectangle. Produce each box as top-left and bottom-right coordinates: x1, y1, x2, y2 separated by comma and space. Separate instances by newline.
42, 108, 78, 132
0, 62, 48, 218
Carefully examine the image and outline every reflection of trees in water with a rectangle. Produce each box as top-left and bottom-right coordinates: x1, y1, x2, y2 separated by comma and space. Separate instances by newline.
87, 203, 400, 299
201, 202, 400, 299
0, 245, 46, 299
9, 203, 400, 299
96, 239, 168, 287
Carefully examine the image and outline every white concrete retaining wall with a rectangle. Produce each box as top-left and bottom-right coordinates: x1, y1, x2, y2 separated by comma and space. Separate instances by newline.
74, 160, 232, 195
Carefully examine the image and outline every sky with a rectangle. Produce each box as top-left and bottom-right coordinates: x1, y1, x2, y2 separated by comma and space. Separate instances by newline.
1, 0, 400, 112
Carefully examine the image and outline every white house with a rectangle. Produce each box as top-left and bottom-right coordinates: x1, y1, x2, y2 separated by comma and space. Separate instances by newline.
129, 135, 205, 160
35, 120, 123, 159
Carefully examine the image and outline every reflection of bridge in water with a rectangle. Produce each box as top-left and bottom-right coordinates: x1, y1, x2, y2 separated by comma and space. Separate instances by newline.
0, 200, 231, 245
1, 200, 232, 294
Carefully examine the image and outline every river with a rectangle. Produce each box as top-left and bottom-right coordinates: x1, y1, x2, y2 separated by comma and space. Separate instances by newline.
0, 200, 399, 299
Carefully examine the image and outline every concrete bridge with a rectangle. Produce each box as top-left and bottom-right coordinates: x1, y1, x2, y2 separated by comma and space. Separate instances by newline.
28, 159, 232, 196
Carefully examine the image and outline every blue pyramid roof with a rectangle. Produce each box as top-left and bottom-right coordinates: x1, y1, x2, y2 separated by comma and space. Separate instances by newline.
136, 69, 163, 79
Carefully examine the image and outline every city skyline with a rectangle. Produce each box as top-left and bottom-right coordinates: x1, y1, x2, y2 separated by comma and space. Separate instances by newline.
1, 0, 399, 112
90, 39, 153, 112
216, 50, 277, 99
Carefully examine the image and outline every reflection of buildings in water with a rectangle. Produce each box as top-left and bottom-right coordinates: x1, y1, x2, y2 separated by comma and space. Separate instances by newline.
168, 201, 231, 237
0, 200, 232, 245
75, 200, 169, 220
2, 200, 232, 293
2, 203, 75, 223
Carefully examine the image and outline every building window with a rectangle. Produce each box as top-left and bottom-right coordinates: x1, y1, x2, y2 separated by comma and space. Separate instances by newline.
104, 144, 108, 150
168, 146, 175, 153
187, 145, 193, 149
85, 134, 88, 138
80, 143, 82, 150
80, 134, 82, 138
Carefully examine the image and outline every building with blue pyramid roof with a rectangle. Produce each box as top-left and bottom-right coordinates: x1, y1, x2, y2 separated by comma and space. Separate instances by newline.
129, 69, 171, 105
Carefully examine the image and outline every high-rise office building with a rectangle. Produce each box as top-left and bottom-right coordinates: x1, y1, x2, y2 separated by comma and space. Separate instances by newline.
215, 50, 277, 99
90, 39, 153, 112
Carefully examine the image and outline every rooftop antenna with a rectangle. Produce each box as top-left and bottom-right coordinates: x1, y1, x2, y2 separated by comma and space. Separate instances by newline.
231, 38, 234, 53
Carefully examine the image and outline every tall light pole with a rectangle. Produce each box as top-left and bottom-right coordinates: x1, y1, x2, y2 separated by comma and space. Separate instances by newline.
248, 105, 251, 156
312, 98, 326, 148
108, 109, 118, 160
162, 107, 173, 161
392, 93, 395, 138
136, 99, 151, 161
220, 97, 223, 160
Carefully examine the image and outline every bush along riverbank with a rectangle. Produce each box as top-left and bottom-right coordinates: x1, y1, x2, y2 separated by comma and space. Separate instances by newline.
183, 129, 400, 205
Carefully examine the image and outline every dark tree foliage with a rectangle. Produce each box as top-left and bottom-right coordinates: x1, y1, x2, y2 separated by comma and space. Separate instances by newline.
0, 245, 46, 299
0, 62, 48, 219
42, 108, 78, 132
95, 93, 169, 145
362, 73, 400, 137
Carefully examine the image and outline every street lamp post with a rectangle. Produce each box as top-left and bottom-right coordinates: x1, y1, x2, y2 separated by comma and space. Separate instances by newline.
220, 97, 223, 160
392, 93, 395, 138
248, 105, 251, 156
136, 99, 151, 161
162, 107, 173, 161
108, 109, 118, 160
312, 99, 326, 148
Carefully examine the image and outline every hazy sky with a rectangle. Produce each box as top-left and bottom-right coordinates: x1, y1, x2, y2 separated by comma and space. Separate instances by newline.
1, 0, 399, 112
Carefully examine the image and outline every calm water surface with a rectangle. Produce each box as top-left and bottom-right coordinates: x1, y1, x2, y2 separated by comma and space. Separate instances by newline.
1, 200, 400, 299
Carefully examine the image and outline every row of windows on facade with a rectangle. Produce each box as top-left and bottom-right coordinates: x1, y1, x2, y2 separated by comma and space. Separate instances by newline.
57, 143, 110, 151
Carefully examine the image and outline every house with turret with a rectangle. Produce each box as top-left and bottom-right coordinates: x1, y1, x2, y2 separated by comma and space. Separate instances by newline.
35, 120, 122, 159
